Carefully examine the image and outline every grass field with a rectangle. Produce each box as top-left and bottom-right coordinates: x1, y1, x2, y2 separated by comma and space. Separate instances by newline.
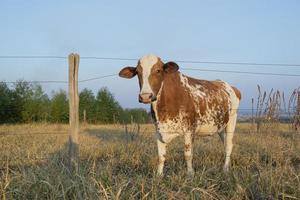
0, 123, 300, 199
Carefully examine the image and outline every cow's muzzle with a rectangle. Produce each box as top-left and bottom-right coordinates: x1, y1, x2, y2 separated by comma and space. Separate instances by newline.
139, 93, 157, 104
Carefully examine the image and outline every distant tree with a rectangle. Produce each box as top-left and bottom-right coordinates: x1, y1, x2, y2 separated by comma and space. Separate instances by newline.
10, 80, 33, 123
50, 90, 69, 123
120, 108, 150, 124
22, 84, 50, 122
0, 82, 14, 123
79, 88, 96, 123
131, 108, 150, 123
95, 87, 122, 123
0, 80, 151, 125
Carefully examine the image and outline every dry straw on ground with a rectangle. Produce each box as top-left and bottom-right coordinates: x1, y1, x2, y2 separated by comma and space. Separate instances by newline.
0, 123, 299, 199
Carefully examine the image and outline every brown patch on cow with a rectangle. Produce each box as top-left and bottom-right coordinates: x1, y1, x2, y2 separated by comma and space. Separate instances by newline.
150, 105, 157, 122
136, 61, 143, 89
157, 72, 197, 128
232, 86, 242, 100
149, 58, 164, 96
119, 67, 137, 78
199, 100, 207, 117
163, 62, 179, 73
184, 144, 191, 151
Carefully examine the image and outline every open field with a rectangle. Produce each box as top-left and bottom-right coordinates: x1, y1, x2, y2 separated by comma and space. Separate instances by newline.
0, 123, 300, 199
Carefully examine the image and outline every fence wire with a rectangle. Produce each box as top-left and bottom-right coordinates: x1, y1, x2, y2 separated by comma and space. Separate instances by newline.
0, 55, 299, 166
1, 55, 300, 67
1, 55, 300, 84
0, 128, 299, 165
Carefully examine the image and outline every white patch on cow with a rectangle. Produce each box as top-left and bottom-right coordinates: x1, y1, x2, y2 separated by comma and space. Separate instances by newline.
155, 111, 189, 143
179, 74, 206, 98
222, 82, 240, 115
219, 81, 240, 171
184, 131, 194, 176
194, 106, 224, 135
151, 82, 163, 122
156, 139, 166, 175
139, 54, 158, 94
195, 121, 219, 135
152, 100, 158, 121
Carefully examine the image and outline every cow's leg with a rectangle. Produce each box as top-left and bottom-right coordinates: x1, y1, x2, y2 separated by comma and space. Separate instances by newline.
184, 131, 194, 177
218, 130, 225, 145
157, 139, 166, 176
224, 113, 237, 172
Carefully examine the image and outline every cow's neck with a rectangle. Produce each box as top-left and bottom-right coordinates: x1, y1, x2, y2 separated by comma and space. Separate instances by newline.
150, 82, 163, 122
151, 72, 182, 122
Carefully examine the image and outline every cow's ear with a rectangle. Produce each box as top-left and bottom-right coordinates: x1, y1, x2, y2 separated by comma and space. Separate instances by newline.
119, 67, 137, 79
163, 62, 179, 73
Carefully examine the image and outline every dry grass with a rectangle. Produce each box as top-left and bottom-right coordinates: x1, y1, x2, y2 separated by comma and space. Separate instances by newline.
0, 123, 300, 199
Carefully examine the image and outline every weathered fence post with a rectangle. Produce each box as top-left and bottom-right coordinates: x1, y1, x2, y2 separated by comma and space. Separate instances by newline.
68, 53, 80, 173
137, 123, 140, 135
83, 109, 86, 124
131, 115, 133, 124
251, 98, 254, 131
296, 91, 300, 131
125, 123, 128, 143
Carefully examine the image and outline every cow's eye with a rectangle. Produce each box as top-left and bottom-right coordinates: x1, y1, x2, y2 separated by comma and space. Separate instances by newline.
156, 69, 161, 73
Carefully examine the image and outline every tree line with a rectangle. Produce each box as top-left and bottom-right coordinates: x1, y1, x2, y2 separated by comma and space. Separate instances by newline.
0, 81, 151, 124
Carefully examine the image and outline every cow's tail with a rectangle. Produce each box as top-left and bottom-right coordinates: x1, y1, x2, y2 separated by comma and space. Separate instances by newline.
231, 86, 241, 100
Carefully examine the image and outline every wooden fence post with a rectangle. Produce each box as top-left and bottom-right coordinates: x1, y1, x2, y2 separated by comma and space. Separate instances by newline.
296, 91, 300, 131
83, 109, 87, 124
137, 123, 140, 135
251, 98, 254, 131
68, 53, 80, 173
125, 123, 128, 143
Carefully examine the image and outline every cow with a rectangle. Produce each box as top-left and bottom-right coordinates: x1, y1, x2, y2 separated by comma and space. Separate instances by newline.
119, 54, 241, 177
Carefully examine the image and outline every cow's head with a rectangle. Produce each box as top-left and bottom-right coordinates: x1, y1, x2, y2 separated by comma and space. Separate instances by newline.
119, 55, 179, 104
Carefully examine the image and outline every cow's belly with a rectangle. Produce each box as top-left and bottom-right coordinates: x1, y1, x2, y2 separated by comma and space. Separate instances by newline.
156, 120, 186, 143
195, 123, 223, 136
156, 120, 224, 143
156, 122, 225, 143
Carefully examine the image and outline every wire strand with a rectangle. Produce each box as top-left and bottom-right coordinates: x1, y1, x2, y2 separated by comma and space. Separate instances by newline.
79, 56, 300, 67
1, 80, 68, 84
181, 68, 300, 77
1, 55, 300, 67
79, 74, 118, 83
0, 55, 300, 84
0, 56, 66, 59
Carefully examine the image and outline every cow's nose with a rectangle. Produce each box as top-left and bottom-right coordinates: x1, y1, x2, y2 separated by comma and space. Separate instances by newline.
139, 93, 153, 103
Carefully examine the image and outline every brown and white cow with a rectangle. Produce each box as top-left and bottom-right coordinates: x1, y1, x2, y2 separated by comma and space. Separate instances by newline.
119, 55, 241, 176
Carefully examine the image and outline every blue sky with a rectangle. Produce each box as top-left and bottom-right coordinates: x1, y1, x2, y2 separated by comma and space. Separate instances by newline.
0, 0, 299, 109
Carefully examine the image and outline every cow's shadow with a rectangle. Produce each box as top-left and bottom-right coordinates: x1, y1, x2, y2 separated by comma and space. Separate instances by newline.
83, 126, 128, 142
1, 124, 157, 188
